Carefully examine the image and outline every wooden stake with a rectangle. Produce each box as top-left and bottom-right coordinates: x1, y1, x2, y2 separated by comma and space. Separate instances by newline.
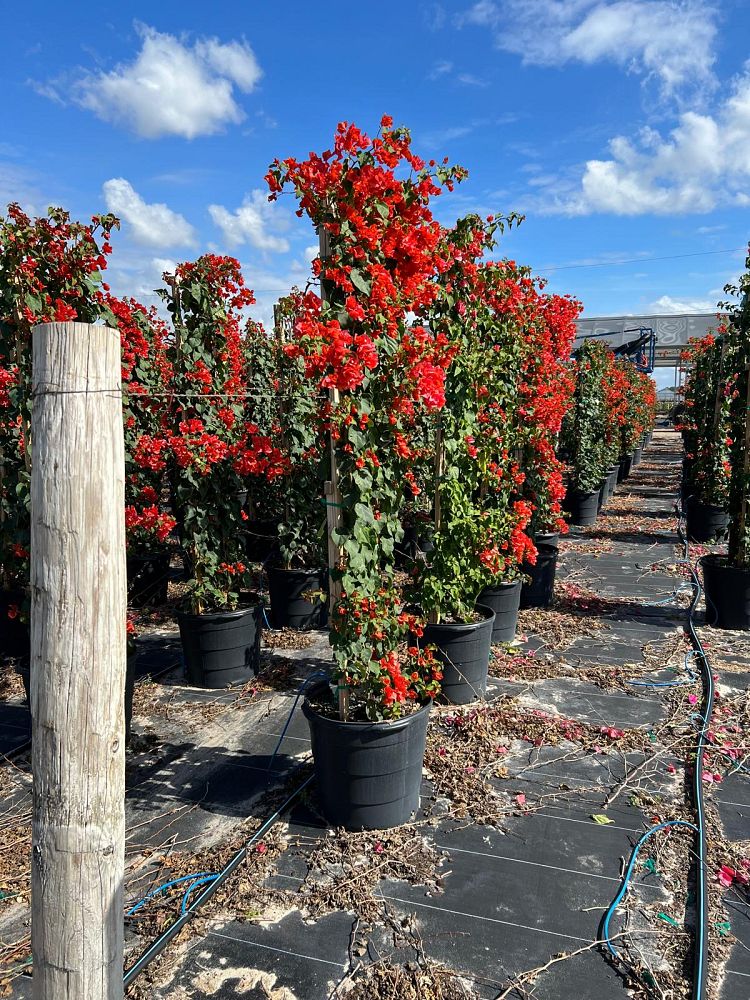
430, 418, 445, 625
738, 361, 750, 564
318, 228, 346, 718
31, 322, 126, 1000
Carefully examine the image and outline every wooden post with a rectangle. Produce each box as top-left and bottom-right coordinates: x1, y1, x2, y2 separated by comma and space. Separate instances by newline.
737, 362, 750, 564
318, 227, 347, 719
31, 322, 126, 1000
711, 339, 727, 436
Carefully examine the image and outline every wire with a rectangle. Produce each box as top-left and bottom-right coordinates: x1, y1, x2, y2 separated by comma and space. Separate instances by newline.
539, 247, 746, 274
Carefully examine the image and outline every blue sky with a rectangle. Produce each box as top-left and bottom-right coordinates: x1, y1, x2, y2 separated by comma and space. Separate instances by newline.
2, 0, 749, 344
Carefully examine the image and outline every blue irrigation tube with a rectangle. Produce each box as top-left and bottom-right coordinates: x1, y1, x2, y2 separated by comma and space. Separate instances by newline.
602, 820, 698, 960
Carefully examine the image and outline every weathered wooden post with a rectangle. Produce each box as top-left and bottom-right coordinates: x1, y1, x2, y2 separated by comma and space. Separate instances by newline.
31, 322, 126, 999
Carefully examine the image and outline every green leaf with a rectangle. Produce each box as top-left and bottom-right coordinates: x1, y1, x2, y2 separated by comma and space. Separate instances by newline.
349, 269, 371, 296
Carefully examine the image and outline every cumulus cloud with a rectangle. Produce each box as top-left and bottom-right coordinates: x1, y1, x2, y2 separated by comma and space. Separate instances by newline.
68, 25, 261, 138
649, 294, 718, 313
208, 190, 290, 253
462, 0, 718, 99
103, 178, 196, 248
533, 66, 750, 216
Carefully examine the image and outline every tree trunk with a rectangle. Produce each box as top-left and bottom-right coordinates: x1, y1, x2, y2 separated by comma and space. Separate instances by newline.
31, 322, 126, 1000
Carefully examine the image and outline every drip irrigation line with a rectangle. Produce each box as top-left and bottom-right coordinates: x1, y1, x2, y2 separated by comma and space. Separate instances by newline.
599, 483, 713, 1000
122, 770, 314, 988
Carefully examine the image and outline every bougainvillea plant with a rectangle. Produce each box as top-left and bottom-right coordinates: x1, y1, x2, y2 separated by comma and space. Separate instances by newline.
412, 221, 550, 620
111, 295, 177, 559
517, 285, 579, 538
677, 333, 731, 508
720, 245, 750, 566
618, 362, 657, 459
0, 204, 119, 604
265, 291, 327, 570
267, 117, 465, 718
560, 339, 611, 494
156, 255, 288, 613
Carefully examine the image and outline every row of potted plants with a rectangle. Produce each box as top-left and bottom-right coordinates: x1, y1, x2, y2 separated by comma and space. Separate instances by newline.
679, 247, 750, 629
0, 118, 631, 831
559, 340, 656, 527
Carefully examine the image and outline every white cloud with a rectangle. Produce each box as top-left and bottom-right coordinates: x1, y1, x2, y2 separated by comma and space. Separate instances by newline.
208, 189, 290, 253
648, 294, 717, 313
462, 0, 718, 99
103, 178, 196, 248
457, 73, 489, 87
68, 25, 261, 138
428, 59, 454, 80
534, 66, 750, 216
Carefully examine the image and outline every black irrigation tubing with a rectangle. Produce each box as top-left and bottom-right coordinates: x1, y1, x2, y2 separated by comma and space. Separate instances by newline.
122, 770, 314, 989
677, 510, 713, 1000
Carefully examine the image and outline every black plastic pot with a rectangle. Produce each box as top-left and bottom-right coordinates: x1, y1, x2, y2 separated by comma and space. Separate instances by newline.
520, 544, 558, 609
685, 497, 729, 543
632, 446, 643, 467
702, 555, 750, 630
564, 488, 600, 526
302, 698, 430, 830
418, 605, 495, 704
477, 581, 521, 643
396, 524, 434, 567
533, 531, 560, 549
127, 552, 171, 607
597, 480, 607, 512
0, 590, 30, 661
606, 466, 620, 501
618, 454, 633, 483
178, 604, 262, 688
267, 567, 327, 629
245, 518, 281, 563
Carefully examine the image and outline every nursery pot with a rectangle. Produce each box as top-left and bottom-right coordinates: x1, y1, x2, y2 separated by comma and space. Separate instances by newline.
533, 531, 560, 549
267, 566, 327, 629
685, 497, 729, 543
302, 698, 431, 830
631, 446, 643, 467
564, 488, 600, 527
701, 555, 750, 630
618, 454, 633, 483
606, 465, 620, 501
418, 605, 495, 705
245, 518, 280, 564
597, 480, 608, 512
477, 580, 522, 643
127, 551, 171, 607
520, 543, 558, 609
178, 604, 262, 688
396, 524, 434, 567
0, 590, 30, 661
